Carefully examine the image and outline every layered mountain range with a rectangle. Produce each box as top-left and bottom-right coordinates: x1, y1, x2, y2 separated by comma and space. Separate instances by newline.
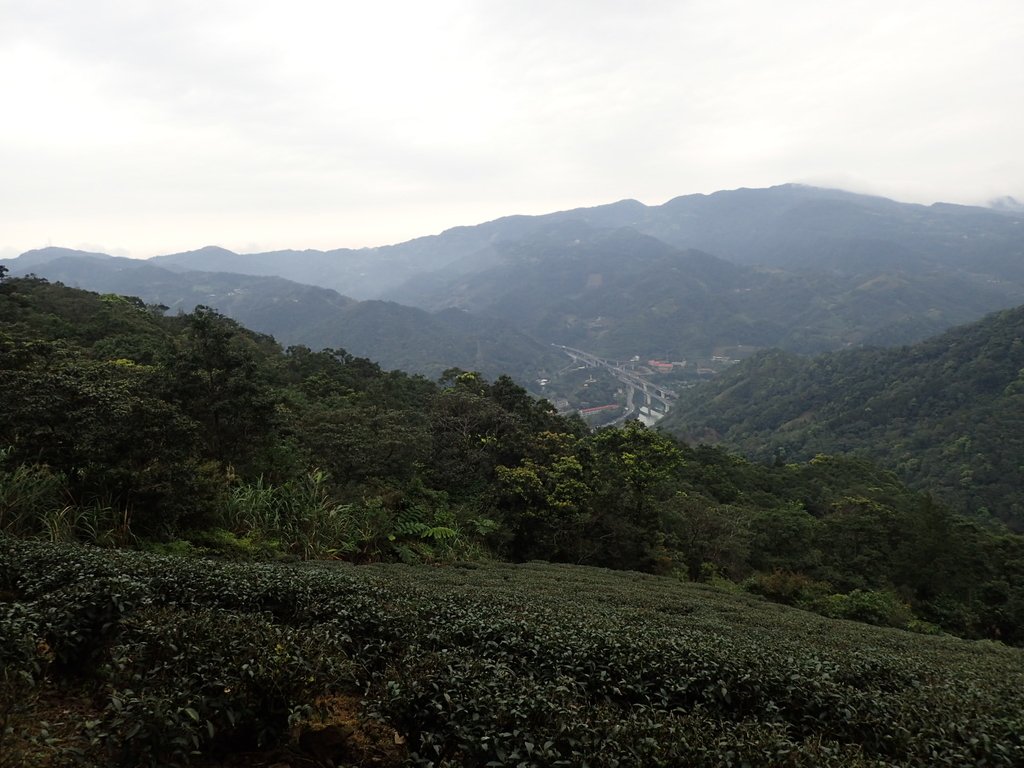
7, 183, 1024, 526
9, 184, 1024, 380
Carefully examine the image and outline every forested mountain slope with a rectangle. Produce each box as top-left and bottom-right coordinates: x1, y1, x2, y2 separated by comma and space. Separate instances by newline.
607, 184, 1024, 277
147, 211, 562, 298
385, 224, 1023, 358
16, 184, 1024, 376
3, 275, 1024, 644
662, 305, 1024, 528
6, 249, 560, 381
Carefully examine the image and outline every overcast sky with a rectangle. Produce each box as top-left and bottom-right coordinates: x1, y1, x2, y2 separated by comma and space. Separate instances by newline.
2, 0, 1022, 259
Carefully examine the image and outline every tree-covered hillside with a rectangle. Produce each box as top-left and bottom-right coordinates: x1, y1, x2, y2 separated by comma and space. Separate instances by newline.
2, 275, 1024, 645
7, 251, 562, 382
19, 183, 1024, 385
385, 224, 1023, 359
624, 184, 1024, 278
662, 305, 1024, 529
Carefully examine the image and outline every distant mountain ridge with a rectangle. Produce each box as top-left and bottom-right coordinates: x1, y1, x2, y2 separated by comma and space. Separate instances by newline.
9, 184, 1024, 383
148, 184, 1024, 298
13, 246, 117, 269
383, 221, 1024, 359
4, 249, 559, 381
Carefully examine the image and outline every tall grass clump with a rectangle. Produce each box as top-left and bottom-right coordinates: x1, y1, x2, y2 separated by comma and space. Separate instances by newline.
0, 448, 66, 538
1, 449, 137, 546
77, 496, 136, 548
277, 469, 355, 559
218, 469, 355, 559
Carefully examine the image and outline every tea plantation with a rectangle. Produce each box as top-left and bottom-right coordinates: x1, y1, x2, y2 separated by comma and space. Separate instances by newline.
3, 538, 1023, 767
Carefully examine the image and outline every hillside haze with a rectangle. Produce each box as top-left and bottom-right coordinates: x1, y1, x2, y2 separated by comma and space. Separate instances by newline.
153, 185, 1024, 362
5, 249, 560, 381
150, 184, 1024, 297
12, 185, 1024, 379
384, 221, 1022, 359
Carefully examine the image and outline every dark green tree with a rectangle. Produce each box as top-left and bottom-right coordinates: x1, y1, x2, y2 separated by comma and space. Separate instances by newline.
582, 421, 683, 570
165, 307, 277, 468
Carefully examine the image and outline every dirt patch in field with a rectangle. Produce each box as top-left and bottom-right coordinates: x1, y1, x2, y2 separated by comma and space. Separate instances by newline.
214, 693, 406, 768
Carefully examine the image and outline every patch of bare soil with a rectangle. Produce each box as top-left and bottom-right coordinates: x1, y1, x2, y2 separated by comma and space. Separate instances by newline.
213, 694, 406, 768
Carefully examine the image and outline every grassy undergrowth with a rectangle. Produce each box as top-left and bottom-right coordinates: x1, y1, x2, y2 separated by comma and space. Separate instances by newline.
2, 537, 1023, 767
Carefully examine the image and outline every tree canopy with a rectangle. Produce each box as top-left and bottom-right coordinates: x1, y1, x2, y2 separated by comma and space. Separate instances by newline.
3, 276, 1024, 643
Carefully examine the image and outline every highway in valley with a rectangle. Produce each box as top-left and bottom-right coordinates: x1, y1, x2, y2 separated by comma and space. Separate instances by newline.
554, 345, 678, 425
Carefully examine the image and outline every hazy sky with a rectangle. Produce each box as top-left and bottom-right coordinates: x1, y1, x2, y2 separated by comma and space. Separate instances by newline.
2, 0, 1022, 258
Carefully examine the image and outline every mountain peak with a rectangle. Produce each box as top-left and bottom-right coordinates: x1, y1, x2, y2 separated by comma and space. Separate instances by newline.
158, 245, 239, 259
13, 246, 116, 269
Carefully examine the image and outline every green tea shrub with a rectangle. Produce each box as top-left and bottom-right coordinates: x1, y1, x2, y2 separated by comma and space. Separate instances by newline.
3, 538, 1023, 767
814, 589, 914, 629
744, 569, 832, 606
0, 602, 44, 728
33, 575, 141, 674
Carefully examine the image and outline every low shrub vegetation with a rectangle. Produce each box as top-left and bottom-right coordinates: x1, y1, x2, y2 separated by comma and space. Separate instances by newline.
2, 537, 1023, 767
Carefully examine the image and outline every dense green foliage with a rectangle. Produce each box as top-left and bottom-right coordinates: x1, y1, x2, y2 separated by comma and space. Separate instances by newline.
662, 305, 1024, 530
3, 539, 1023, 767
3, 276, 1024, 646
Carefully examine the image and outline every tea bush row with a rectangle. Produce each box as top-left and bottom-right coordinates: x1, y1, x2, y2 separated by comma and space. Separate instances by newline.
2, 537, 1023, 766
